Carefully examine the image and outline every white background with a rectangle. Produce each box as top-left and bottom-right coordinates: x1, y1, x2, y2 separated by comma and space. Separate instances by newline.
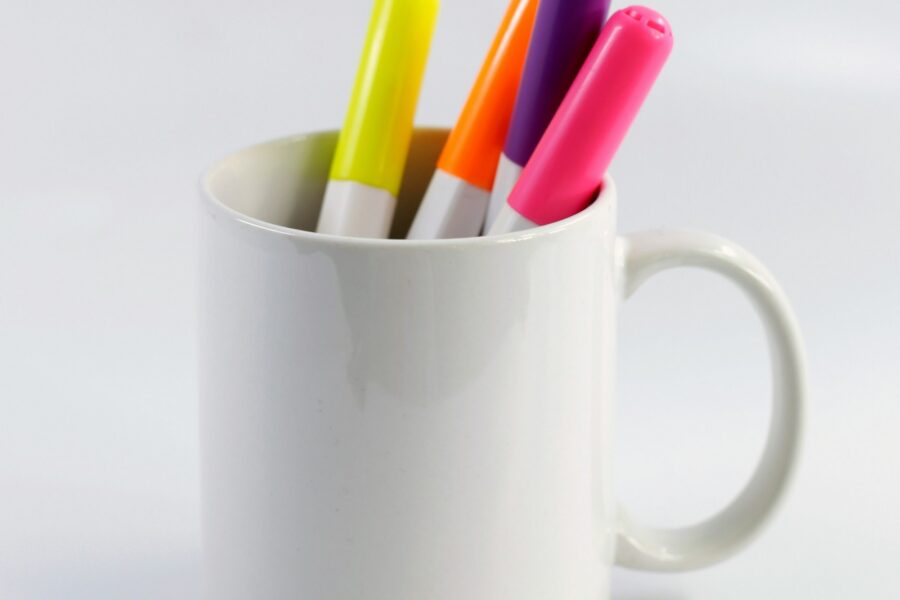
2, 0, 898, 597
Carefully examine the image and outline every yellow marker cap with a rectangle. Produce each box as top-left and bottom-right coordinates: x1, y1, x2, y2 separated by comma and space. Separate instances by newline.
330, 0, 440, 197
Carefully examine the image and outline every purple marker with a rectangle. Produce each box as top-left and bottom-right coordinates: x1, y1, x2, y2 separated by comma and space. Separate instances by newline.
484, 0, 611, 229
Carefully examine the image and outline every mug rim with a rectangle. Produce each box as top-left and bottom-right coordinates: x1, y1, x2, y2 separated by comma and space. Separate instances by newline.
200, 128, 615, 249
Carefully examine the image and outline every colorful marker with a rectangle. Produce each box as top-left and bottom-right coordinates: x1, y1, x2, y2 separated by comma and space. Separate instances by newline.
317, 0, 440, 238
484, 0, 611, 230
489, 6, 674, 234
407, 0, 538, 239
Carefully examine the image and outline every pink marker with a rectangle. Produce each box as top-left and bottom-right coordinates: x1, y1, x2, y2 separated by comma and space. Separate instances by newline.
489, 6, 673, 234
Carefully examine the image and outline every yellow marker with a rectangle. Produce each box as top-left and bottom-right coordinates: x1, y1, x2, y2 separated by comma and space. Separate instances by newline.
317, 0, 440, 238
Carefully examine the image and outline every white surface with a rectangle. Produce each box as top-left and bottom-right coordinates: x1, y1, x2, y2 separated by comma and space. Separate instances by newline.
1, 0, 898, 598
407, 169, 488, 238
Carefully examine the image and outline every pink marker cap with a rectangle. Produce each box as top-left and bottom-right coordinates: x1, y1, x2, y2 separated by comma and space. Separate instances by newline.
508, 6, 673, 225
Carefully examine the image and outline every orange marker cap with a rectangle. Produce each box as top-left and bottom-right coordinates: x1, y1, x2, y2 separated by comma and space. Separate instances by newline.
437, 0, 538, 191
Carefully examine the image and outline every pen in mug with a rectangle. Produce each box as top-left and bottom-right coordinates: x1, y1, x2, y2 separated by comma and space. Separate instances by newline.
489, 6, 674, 234
317, 0, 439, 238
484, 0, 611, 230
407, 0, 538, 239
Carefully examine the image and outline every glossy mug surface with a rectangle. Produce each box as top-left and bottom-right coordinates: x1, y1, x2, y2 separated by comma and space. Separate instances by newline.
199, 129, 805, 599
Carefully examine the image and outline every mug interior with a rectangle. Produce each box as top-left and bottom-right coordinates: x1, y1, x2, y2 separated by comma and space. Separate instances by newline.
202, 128, 612, 244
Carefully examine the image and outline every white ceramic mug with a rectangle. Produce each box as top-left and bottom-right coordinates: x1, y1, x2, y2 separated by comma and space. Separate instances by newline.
199, 129, 805, 599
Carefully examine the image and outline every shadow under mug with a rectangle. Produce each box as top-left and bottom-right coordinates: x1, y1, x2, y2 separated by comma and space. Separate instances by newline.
199, 129, 805, 600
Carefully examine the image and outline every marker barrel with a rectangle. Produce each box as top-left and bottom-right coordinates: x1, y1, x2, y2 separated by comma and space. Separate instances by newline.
503, 0, 611, 167
437, 0, 538, 192
328, 0, 440, 198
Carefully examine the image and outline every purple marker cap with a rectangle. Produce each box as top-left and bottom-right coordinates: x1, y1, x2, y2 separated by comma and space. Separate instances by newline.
503, 0, 611, 166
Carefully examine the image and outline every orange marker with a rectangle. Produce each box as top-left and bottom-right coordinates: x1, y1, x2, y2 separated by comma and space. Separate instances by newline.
407, 0, 538, 239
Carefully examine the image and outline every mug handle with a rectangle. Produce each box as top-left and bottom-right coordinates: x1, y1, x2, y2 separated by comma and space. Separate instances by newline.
613, 230, 806, 571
